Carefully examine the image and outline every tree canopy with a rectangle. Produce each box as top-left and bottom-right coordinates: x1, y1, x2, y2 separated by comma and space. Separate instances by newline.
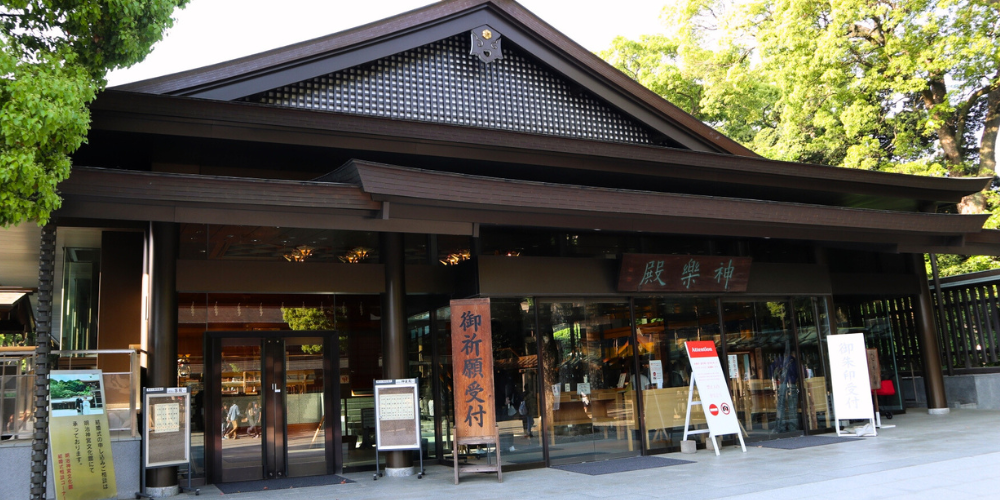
601, 0, 999, 276
603, 0, 998, 201
0, 0, 188, 227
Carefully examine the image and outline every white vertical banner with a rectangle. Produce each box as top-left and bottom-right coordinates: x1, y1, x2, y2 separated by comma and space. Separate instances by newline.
827, 333, 876, 421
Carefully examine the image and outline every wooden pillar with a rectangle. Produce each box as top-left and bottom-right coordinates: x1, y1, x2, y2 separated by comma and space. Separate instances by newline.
380, 232, 413, 474
911, 253, 949, 414
148, 222, 180, 491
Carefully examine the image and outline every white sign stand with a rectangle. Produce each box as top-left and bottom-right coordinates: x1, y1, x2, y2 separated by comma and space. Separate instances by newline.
827, 334, 877, 437
681, 341, 746, 456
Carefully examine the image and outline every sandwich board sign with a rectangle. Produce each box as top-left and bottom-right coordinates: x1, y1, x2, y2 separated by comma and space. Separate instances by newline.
682, 341, 746, 455
827, 333, 877, 436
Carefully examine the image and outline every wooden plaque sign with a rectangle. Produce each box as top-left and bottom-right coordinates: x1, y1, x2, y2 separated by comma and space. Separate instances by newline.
450, 298, 495, 440
618, 254, 752, 293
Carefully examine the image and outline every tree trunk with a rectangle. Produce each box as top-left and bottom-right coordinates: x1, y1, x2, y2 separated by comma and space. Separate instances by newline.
923, 79, 964, 168
981, 85, 1000, 176
958, 192, 987, 214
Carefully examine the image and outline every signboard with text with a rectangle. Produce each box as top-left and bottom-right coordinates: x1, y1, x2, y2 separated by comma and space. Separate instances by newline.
143, 387, 190, 468
373, 378, 421, 450
828, 334, 876, 422
618, 254, 752, 293
450, 298, 496, 441
49, 370, 117, 500
685, 341, 741, 437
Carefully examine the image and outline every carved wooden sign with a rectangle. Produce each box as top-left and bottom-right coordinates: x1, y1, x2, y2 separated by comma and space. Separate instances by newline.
450, 298, 496, 440
618, 254, 752, 293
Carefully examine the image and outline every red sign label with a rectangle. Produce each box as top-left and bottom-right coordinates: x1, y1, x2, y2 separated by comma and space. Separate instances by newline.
686, 341, 718, 358
709, 404, 719, 416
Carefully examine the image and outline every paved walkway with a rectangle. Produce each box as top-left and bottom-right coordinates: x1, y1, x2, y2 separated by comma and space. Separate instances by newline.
188, 410, 1000, 499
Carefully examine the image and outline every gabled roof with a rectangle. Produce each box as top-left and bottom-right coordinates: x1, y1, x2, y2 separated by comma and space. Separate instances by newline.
114, 0, 755, 156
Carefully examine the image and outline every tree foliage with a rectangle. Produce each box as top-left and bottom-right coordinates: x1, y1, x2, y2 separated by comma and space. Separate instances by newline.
0, 0, 188, 226
602, 0, 1000, 277
601, 0, 999, 208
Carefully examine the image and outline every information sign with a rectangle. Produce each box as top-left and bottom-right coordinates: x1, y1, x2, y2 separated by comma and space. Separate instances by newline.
649, 360, 663, 389
49, 370, 118, 500
827, 334, 876, 434
373, 378, 421, 450
685, 342, 741, 437
143, 387, 190, 468
450, 298, 496, 441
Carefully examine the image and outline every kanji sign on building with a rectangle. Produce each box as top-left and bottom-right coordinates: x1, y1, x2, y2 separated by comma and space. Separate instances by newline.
618, 254, 752, 293
450, 298, 496, 440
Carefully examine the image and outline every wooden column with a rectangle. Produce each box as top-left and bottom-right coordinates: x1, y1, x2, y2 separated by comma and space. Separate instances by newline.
912, 253, 949, 414
148, 222, 180, 489
380, 232, 413, 473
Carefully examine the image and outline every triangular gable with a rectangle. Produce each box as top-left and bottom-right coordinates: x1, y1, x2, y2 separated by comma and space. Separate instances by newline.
115, 0, 756, 156
241, 34, 660, 145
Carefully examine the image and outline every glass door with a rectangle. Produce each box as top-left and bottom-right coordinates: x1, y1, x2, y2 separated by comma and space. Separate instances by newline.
209, 333, 336, 483
721, 301, 803, 439
539, 301, 639, 465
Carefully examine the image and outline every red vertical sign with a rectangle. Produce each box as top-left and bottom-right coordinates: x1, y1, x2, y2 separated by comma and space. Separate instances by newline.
450, 298, 495, 440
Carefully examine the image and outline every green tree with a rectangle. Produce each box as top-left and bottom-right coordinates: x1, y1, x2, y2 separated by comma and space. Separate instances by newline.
601, 0, 999, 212
1, 0, 188, 226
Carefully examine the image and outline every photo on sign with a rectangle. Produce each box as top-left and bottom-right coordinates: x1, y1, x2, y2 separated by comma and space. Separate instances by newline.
50, 372, 105, 417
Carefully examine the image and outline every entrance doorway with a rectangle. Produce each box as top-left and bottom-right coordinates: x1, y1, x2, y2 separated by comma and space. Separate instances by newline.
206, 332, 339, 483
538, 301, 640, 465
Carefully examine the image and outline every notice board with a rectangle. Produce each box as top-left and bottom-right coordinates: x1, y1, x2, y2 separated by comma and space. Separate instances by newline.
450, 298, 496, 441
143, 387, 190, 468
374, 378, 421, 450
685, 341, 741, 437
827, 333, 876, 421
49, 370, 117, 500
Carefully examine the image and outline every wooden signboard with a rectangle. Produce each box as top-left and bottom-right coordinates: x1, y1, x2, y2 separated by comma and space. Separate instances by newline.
866, 348, 881, 390
450, 298, 501, 484
618, 254, 752, 293
450, 298, 496, 439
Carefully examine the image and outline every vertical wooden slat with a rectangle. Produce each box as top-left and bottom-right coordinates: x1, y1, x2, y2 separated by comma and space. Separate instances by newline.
988, 284, 1000, 364
976, 285, 996, 363
959, 288, 978, 368
968, 286, 988, 367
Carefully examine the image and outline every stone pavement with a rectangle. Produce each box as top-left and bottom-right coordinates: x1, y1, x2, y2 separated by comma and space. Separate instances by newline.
185, 409, 1000, 499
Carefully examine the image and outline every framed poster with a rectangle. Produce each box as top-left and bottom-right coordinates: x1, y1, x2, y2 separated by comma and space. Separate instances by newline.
143, 387, 191, 468
373, 378, 421, 450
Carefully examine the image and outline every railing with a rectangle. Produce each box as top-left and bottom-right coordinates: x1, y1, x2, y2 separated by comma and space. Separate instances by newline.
0, 348, 140, 442
931, 271, 1000, 374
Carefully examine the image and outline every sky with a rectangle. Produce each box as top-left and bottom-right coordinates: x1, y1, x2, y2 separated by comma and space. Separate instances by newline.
107, 0, 670, 87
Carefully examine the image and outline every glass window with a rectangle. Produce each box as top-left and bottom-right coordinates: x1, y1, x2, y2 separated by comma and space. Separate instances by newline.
490, 298, 541, 465
633, 297, 720, 451
723, 301, 803, 438
538, 301, 639, 464
178, 224, 379, 263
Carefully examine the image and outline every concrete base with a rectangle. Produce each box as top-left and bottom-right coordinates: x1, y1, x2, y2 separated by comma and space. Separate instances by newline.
385, 466, 415, 477
680, 440, 697, 454
927, 407, 951, 415
902, 373, 1000, 410
144, 485, 180, 498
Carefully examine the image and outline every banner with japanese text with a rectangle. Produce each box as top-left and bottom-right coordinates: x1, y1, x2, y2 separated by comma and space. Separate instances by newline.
450, 298, 496, 440
685, 341, 741, 437
618, 254, 751, 293
49, 370, 117, 500
827, 334, 876, 420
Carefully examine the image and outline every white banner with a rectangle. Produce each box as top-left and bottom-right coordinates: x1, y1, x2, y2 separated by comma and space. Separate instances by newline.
827, 333, 876, 421
685, 341, 741, 437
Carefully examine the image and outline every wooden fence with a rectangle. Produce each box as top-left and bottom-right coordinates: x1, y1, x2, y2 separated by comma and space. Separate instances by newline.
931, 273, 1000, 374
